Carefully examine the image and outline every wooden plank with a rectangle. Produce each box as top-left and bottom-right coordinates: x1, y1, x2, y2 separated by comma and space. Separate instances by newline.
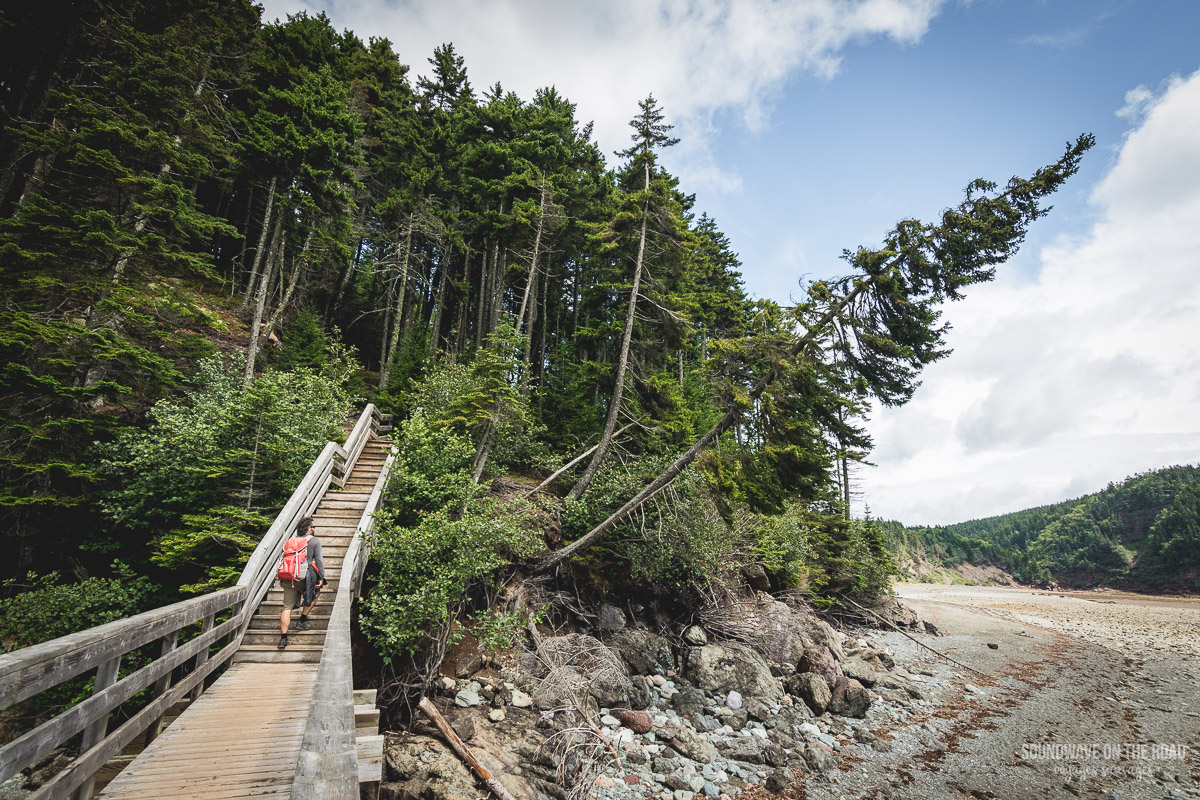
0, 613, 242, 784
26, 637, 241, 800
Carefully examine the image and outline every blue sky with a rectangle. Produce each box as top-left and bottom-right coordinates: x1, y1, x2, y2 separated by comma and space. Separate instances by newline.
259, 0, 1200, 524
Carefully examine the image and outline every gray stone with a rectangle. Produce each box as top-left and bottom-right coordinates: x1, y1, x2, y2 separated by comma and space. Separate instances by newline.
683, 625, 708, 646
765, 769, 792, 793
510, 689, 533, 708
612, 629, 675, 676
383, 735, 479, 800
797, 646, 839, 687
725, 690, 743, 709
454, 653, 483, 678
714, 737, 765, 764
653, 756, 680, 774
802, 740, 838, 773
454, 688, 481, 707
683, 642, 783, 705
665, 724, 719, 763
703, 781, 720, 798
666, 773, 692, 791
811, 620, 846, 661
840, 656, 882, 687
828, 677, 872, 718
598, 602, 627, 632
860, 648, 895, 669
693, 714, 721, 732
764, 743, 788, 768
786, 672, 831, 715
671, 683, 707, 718
743, 697, 771, 721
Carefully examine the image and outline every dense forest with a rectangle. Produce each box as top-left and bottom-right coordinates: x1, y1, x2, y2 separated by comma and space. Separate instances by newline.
888, 465, 1200, 591
0, 0, 1092, 660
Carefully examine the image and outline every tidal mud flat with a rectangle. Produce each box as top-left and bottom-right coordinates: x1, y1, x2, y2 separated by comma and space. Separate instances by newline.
805, 584, 1200, 800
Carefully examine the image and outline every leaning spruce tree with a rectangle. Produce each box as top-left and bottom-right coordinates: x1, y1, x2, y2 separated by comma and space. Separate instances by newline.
537, 134, 1096, 572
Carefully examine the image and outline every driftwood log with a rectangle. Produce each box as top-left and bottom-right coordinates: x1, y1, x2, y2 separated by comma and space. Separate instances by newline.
417, 696, 517, 800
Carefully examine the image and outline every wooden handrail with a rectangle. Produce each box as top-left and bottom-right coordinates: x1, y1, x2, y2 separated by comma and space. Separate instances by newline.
291, 441, 396, 799
0, 404, 383, 798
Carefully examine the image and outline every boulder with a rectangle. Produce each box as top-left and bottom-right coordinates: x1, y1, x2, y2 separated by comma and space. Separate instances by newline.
797, 646, 839, 687
859, 648, 895, 670
802, 740, 838, 773
671, 683, 707, 718
683, 625, 708, 646
383, 735, 479, 800
661, 723, 719, 763
839, 656, 882, 688
612, 629, 674, 676
683, 642, 783, 705
741, 563, 772, 592
714, 736, 765, 764
598, 603, 626, 632
810, 620, 846, 662
785, 672, 831, 716
827, 677, 871, 718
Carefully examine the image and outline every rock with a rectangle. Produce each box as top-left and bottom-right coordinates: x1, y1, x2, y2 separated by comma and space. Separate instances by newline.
764, 743, 788, 767
765, 769, 792, 792
612, 629, 675, 676
683, 642, 783, 705
964, 683, 980, 694
797, 646, 839, 687
438, 676, 456, 694
810, 620, 846, 661
923, 621, 941, 636
987, 642, 999, 650
665, 724, 719, 763
454, 688, 481, 707
666, 773, 693, 791
598, 603, 626, 632
454, 653, 482, 678
715, 737, 765, 764
725, 690, 743, 709
828, 677, 871, 718
654, 756, 681, 774
623, 772, 642, 783
536, 633, 632, 708
743, 697, 771, 721
786, 672, 831, 715
600, 714, 620, 726
510, 689, 533, 708
858, 648, 895, 669
594, 774, 615, 788
671, 683, 707, 717
620, 709, 653, 733
383, 734, 479, 800
802, 740, 838, 772
840, 656, 882, 688
741, 563, 771, 592
683, 625, 708, 646
488, 708, 506, 722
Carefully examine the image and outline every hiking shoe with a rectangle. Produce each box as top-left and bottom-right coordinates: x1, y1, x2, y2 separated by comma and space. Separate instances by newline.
296, 616, 311, 631
277, 634, 288, 649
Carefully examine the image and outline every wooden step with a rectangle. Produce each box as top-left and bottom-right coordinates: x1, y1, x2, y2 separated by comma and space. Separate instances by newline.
233, 645, 323, 664
249, 614, 330, 631
357, 734, 384, 786
355, 704, 380, 737
243, 630, 326, 647
353, 689, 377, 706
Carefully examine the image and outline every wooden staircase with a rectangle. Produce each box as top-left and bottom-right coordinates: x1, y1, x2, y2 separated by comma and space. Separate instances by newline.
234, 435, 392, 665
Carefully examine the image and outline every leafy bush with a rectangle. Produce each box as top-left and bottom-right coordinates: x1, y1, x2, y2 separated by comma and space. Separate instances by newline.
360, 415, 545, 661
0, 562, 156, 651
752, 503, 816, 586
95, 349, 357, 592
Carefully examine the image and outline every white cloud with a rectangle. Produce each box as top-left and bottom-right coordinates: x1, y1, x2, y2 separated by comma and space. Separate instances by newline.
865, 68, 1200, 524
257, 0, 943, 191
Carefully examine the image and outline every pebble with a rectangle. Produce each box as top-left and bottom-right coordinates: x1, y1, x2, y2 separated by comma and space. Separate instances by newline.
726, 691, 743, 709
488, 708, 506, 722
510, 689, 533, 708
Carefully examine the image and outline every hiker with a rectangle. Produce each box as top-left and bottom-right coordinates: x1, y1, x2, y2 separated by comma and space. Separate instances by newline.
278, 516, 326, 649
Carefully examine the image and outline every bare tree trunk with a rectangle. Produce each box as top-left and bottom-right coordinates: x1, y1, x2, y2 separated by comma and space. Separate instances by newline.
475, 237, 489, 347
514, 183, 547, 339
243, 214, 283, 384
428, 253, 450, 355
538, 275, 875, 572
240, 176, 277, 310
260, 229, 312, 343
379, 219, 413, 389
567, 162, 651, 501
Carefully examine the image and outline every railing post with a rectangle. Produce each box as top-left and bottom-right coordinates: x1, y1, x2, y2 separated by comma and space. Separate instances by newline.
73, 655, 121, 800
190, 612, 216, 701
144, 631, 179, 745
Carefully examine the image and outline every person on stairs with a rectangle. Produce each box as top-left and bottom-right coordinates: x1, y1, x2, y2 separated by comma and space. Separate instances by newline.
278, 516, 326, 649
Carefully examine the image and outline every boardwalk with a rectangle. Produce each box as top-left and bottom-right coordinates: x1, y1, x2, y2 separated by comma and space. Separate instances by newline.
95, 436, 390, 799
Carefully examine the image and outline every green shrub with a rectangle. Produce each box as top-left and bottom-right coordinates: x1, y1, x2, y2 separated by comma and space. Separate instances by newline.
752, 503, 816, 586
0, 562, 156, 651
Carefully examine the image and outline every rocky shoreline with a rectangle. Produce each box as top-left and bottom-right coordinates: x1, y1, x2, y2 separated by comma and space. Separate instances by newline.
382, 594, 945, 799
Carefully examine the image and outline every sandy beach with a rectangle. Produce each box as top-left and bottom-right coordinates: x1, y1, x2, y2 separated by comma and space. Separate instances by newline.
804, 584, 1200, 800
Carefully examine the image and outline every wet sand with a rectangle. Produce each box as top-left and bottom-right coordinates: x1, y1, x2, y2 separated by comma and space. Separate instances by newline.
805, 584, 1200, 800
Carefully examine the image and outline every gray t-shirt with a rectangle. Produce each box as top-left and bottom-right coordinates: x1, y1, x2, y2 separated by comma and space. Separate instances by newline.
305, 535, 325, 580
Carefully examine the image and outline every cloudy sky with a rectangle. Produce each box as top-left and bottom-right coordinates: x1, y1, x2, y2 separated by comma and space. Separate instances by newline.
257, 0, 1200, 525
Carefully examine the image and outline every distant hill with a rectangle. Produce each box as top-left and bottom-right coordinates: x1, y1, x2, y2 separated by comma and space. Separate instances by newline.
883, 464, 1200, 592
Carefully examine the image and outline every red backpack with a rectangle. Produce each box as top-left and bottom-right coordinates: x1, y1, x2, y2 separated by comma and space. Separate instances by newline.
276, 534, 311, 582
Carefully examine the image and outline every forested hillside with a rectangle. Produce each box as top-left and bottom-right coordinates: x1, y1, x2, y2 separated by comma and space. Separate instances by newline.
889, 465, 1200, 591
0, 0, 1091, 655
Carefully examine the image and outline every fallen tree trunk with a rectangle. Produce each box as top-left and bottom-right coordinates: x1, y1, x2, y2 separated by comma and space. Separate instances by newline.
417, 696, 516, 800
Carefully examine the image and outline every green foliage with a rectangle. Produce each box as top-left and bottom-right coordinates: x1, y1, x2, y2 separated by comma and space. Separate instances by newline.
360, 413, 544, 661
95, 351, 355, 591
751, 504, 816, 586
0, 562, 156, 651
467, 606, 546, 657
